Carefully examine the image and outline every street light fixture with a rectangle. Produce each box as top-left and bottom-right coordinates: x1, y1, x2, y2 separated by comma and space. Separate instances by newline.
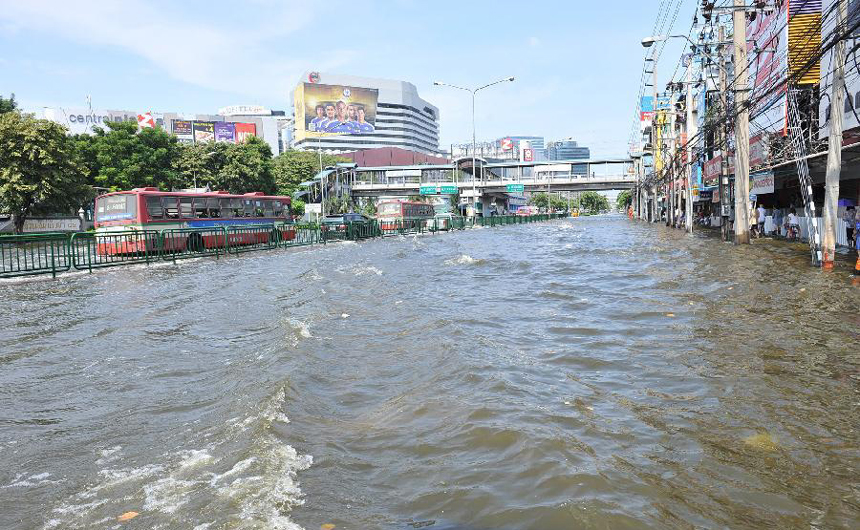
434, 76, 515, 221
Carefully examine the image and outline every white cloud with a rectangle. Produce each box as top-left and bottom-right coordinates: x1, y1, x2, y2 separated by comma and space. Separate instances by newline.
0, 0, 339, 100
528, 36, 540, 48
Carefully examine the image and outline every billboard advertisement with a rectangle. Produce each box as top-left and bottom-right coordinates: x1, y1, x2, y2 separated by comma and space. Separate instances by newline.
295, 82, 379, 140
820, 0, 860, 137
746, 0, 788, 134
235, 122, 257, 142
193, 121, 215, 143
173, 120, 194, 143
214, 121, 236, 143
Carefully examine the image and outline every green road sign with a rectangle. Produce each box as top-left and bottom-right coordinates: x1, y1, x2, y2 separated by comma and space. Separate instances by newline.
440, 185, 458, 194
506, 183, 525, 192
419, 185, 438, 195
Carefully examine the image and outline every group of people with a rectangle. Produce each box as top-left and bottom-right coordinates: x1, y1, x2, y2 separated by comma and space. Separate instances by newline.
308, 101, 375, 134
750, 204, 858, 246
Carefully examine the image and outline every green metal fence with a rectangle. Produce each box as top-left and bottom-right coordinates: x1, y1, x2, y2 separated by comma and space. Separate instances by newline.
0, 213, 567, 279
70, 230, 162, 272
0, 232, 71, 278
161, 227, 227, 262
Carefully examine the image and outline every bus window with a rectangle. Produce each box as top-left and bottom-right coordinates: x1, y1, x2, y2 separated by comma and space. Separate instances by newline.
206, 198, 220, 218
193, 198, 209, 218
263, 200, 275, 217
244, 200, 255, 217
273, 201, 284, 217
146, 196, 163, 219
255, 201, 264, 217
231, 198, 244, 217
163, 197, 179, 219
180, 198, 194, 218
219, 198, 233, 218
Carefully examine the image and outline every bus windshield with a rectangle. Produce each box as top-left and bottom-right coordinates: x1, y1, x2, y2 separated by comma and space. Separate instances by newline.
96, 194, 137, 222
378, 203, 401, 216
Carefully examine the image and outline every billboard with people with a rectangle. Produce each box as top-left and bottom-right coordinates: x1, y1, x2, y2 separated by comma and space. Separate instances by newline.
295, 82, 378, 140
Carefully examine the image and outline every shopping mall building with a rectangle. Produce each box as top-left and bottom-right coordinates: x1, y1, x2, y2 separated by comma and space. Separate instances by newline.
40, 105, 293, 156
291, 72, 440, 156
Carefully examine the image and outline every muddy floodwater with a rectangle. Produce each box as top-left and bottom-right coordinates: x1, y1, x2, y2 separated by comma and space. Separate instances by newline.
1, 216, 858, 529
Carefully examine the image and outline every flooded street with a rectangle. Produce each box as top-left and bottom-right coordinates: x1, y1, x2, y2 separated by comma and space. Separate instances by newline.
1, 216, 858, 529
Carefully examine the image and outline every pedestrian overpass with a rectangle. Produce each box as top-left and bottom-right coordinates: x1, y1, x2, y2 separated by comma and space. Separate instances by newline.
347, 157, 635, 197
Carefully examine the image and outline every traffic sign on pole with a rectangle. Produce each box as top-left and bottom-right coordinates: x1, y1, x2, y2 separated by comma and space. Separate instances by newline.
506, 183, 524, 192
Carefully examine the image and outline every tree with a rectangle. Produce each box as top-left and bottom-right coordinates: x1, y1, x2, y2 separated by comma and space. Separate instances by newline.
528, 192, 550, 210
579, 191, 610, 214
272, 149, 347, 197
73, 121, 183, 192
212, 137, 276, 194
0, 112, 90, 233
173, 137, 276, 194
0, 94, 17, 114
616, 190, 632, 210
291, 198, 306, 218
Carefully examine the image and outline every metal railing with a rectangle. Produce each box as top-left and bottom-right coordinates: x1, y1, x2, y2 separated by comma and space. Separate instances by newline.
0, 232, 71, 278
0, 213, 568, 279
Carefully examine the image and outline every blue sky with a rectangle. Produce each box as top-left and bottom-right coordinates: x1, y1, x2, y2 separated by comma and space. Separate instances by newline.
0, 0, 695, 158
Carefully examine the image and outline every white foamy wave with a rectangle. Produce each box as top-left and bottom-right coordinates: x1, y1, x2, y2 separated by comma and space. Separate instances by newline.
445, 254, 483, 266
142, 477, 197, 514
178, 449, 214, 469
286, 318, 312, 339
3, 471, 56, 488
354, 266, 383, 276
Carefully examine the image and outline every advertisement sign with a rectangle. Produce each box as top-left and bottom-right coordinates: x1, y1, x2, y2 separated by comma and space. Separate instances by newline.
235, 122, 256, 142
173, 120, 194, 143
749, 133, 770, 167
214, 122, 236, 143
788, 0, 822, 85
747, 0, 788, 134
703, 156, 723, 187
820, 0, 860, 137
193, 121, 215, 143
522, 149, 534, 162
41, 107, 161, 135
750, 170, 775, 195
295, 82, 379, 140
218, 105, 269, 116
137, 112, 155, 129
501, 138, 513, 151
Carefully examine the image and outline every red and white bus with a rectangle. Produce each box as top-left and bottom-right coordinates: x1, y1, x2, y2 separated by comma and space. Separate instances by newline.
376, 200, 435, 230
94, 187, 293, 254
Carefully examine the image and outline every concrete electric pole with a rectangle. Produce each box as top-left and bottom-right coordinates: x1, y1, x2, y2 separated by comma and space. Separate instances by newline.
732, 0, 751, 244
685, 54, 696, 234
822, 0, 848, 269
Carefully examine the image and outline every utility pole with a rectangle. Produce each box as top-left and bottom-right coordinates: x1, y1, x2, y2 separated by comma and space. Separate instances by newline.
732, 0, 751, 244
653, 65, 660, 223
822, 0, 848, 269
717, 25, 730, 241
685, 54, 696, 233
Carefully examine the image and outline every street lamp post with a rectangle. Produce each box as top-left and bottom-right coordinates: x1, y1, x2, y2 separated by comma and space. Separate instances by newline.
434, 77, 515, 221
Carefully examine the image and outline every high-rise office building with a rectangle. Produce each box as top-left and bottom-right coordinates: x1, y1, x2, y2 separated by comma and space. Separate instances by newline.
546, 139, 590, 160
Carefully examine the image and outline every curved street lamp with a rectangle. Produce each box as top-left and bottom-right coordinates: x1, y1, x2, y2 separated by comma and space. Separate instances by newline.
434, 77, 515, 220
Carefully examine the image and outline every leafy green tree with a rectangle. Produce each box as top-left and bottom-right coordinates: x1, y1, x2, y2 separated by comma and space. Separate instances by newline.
0, 112, 90, 233
579, 191, 610, 214
616, 190, 632, 210
272, 149, 346, 197
291, 198, 306, 218
73, 121, 182, 192
174, 137, 276, 194
0, 94, 17, 114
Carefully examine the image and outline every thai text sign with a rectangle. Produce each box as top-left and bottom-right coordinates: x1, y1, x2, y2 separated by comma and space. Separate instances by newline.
750, 170, 775, 195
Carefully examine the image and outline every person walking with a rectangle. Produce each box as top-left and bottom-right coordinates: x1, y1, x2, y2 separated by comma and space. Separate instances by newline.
757, 204, 766, 236
844, 206, 856, 248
